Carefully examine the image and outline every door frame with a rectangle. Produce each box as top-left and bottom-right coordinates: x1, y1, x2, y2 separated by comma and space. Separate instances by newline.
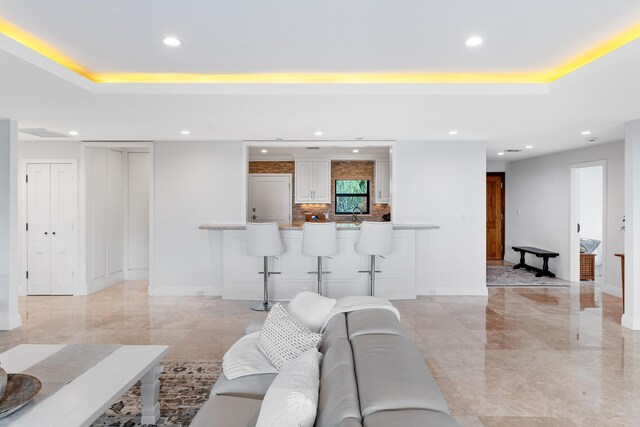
247, 173, 292, 224
569, 160, 607, 283
487, 172, 505, 260
20, 159, 78, 296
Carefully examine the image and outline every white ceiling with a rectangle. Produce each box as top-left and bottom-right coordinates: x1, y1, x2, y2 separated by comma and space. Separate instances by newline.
248, 146, 391, 161
2, 2, 640, 161
2, 0, 640, 74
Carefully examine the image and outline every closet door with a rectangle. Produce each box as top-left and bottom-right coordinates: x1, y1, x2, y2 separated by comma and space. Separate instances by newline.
27, 164, 52, 295
50, 164, 77, 295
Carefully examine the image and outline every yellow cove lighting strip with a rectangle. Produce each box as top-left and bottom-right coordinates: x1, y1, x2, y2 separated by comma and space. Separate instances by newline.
2, 16, 640, 84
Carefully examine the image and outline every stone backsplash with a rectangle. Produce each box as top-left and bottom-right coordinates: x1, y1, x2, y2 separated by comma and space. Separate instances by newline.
248, 160, 390, 223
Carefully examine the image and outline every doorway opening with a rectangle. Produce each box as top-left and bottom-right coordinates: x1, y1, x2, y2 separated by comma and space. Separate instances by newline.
570, 162, 605, 284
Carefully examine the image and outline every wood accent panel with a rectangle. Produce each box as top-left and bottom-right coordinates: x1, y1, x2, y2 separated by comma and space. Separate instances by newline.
486, 173, 505, 260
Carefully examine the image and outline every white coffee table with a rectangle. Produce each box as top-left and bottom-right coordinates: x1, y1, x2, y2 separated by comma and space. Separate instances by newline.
0, 344, 169, 426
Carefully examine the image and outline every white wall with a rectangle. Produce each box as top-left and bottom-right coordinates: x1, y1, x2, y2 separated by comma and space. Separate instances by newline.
487, 161, 506, 173
506, 141, 625, 295
19, 141, 81, 160
393, 141, 487, 295
85, 147, 126, 293
126, 151, 150, 279
152, 141, 245, 295
0, 120, 21, 330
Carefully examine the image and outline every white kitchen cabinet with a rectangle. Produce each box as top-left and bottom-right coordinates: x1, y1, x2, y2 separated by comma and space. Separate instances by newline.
295, 160, 330, 203
375, 160, 391, 204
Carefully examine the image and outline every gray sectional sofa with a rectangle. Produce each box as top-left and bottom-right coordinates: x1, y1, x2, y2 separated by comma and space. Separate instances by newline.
191, 308, 460, 426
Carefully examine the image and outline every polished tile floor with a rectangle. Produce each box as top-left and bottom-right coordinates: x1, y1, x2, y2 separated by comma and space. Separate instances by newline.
1, 280, 639, 426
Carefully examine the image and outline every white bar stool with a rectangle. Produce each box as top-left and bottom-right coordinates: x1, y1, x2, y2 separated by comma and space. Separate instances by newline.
355, 221, 393, 296
302, 222, 338, 296
246, 222, 286, 311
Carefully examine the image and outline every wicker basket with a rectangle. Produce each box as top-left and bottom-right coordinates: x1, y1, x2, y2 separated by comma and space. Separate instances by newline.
580, 253, 596, 281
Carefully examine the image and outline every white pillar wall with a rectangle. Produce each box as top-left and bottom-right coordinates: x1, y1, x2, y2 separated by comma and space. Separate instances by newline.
0, 119, 21, 330
623, 119, 640, 330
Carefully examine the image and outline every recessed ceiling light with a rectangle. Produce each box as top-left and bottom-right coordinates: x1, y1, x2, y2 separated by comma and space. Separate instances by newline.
449, 130, 458, 135
352, 149, 359, 153
581, 130, 592, 135
261, 149, 268, 153
314, 131, 323, 136
68, 130, 78, 136
465, 36, 483, 47
180, 130, 190, 135
497, 152, 505, 156
163, 36, 181, 47
526, 145, 533, 149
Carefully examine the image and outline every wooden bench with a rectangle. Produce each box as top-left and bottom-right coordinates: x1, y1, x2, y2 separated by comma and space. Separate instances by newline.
512, 246, 559, 278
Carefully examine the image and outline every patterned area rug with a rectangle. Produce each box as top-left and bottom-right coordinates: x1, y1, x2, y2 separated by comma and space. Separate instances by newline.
487, 265, 570, 286
91, 360, 222, 427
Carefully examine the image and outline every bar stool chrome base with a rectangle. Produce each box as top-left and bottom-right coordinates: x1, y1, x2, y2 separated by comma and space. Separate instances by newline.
252, 256, 280, 311
251, 301, 273, 311
308, 256, 332, 296
359, 255, 383, 296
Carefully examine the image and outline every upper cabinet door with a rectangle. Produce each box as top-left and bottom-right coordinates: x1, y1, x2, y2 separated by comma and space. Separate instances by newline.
311, 161, 330, 203
295, 161, 314, 203
375, 160, 391, 204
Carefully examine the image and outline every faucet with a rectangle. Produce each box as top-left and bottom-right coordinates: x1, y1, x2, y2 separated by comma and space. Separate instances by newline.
352, 206, 362, 225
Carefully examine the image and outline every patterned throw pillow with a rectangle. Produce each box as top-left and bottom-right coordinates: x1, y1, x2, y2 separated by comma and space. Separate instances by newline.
257, 304, 323, 370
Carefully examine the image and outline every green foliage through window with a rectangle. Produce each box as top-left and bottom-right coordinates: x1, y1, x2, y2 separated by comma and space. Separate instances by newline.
335, 180, 369, 214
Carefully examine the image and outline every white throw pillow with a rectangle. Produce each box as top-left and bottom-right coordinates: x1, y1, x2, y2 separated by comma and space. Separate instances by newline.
257, 304, 323, 370
256, 348, 321, 427
223, 332, 279, 380
287, 291, 337, 333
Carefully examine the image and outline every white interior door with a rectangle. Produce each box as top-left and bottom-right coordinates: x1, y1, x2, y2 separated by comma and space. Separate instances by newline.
27, 164, 52, 295
249, 174, 291, 224
50, 164, 77, 295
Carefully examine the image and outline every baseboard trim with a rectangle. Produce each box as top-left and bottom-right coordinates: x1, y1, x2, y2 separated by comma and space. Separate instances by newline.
125, 270, 149, 280
149, 286, 223, 297
621, 313, 640, 330
602, 284, 623, 298
416, 286, 488, 296
86, 273, 124, 295
0, 313, 23, 330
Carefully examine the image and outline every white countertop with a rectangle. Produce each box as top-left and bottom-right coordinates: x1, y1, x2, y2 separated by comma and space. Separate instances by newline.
199, 223, 439, 231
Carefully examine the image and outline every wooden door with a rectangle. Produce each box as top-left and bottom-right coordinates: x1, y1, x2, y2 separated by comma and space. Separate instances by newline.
486, 174, 504, 260
249, 174, 292, 224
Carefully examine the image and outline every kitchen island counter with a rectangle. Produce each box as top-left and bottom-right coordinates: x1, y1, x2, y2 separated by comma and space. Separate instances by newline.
199, 222, 439, 231
200, 223, 439, 301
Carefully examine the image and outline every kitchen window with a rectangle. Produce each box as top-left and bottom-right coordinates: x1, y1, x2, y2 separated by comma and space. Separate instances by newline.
335, 179, 370, 215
